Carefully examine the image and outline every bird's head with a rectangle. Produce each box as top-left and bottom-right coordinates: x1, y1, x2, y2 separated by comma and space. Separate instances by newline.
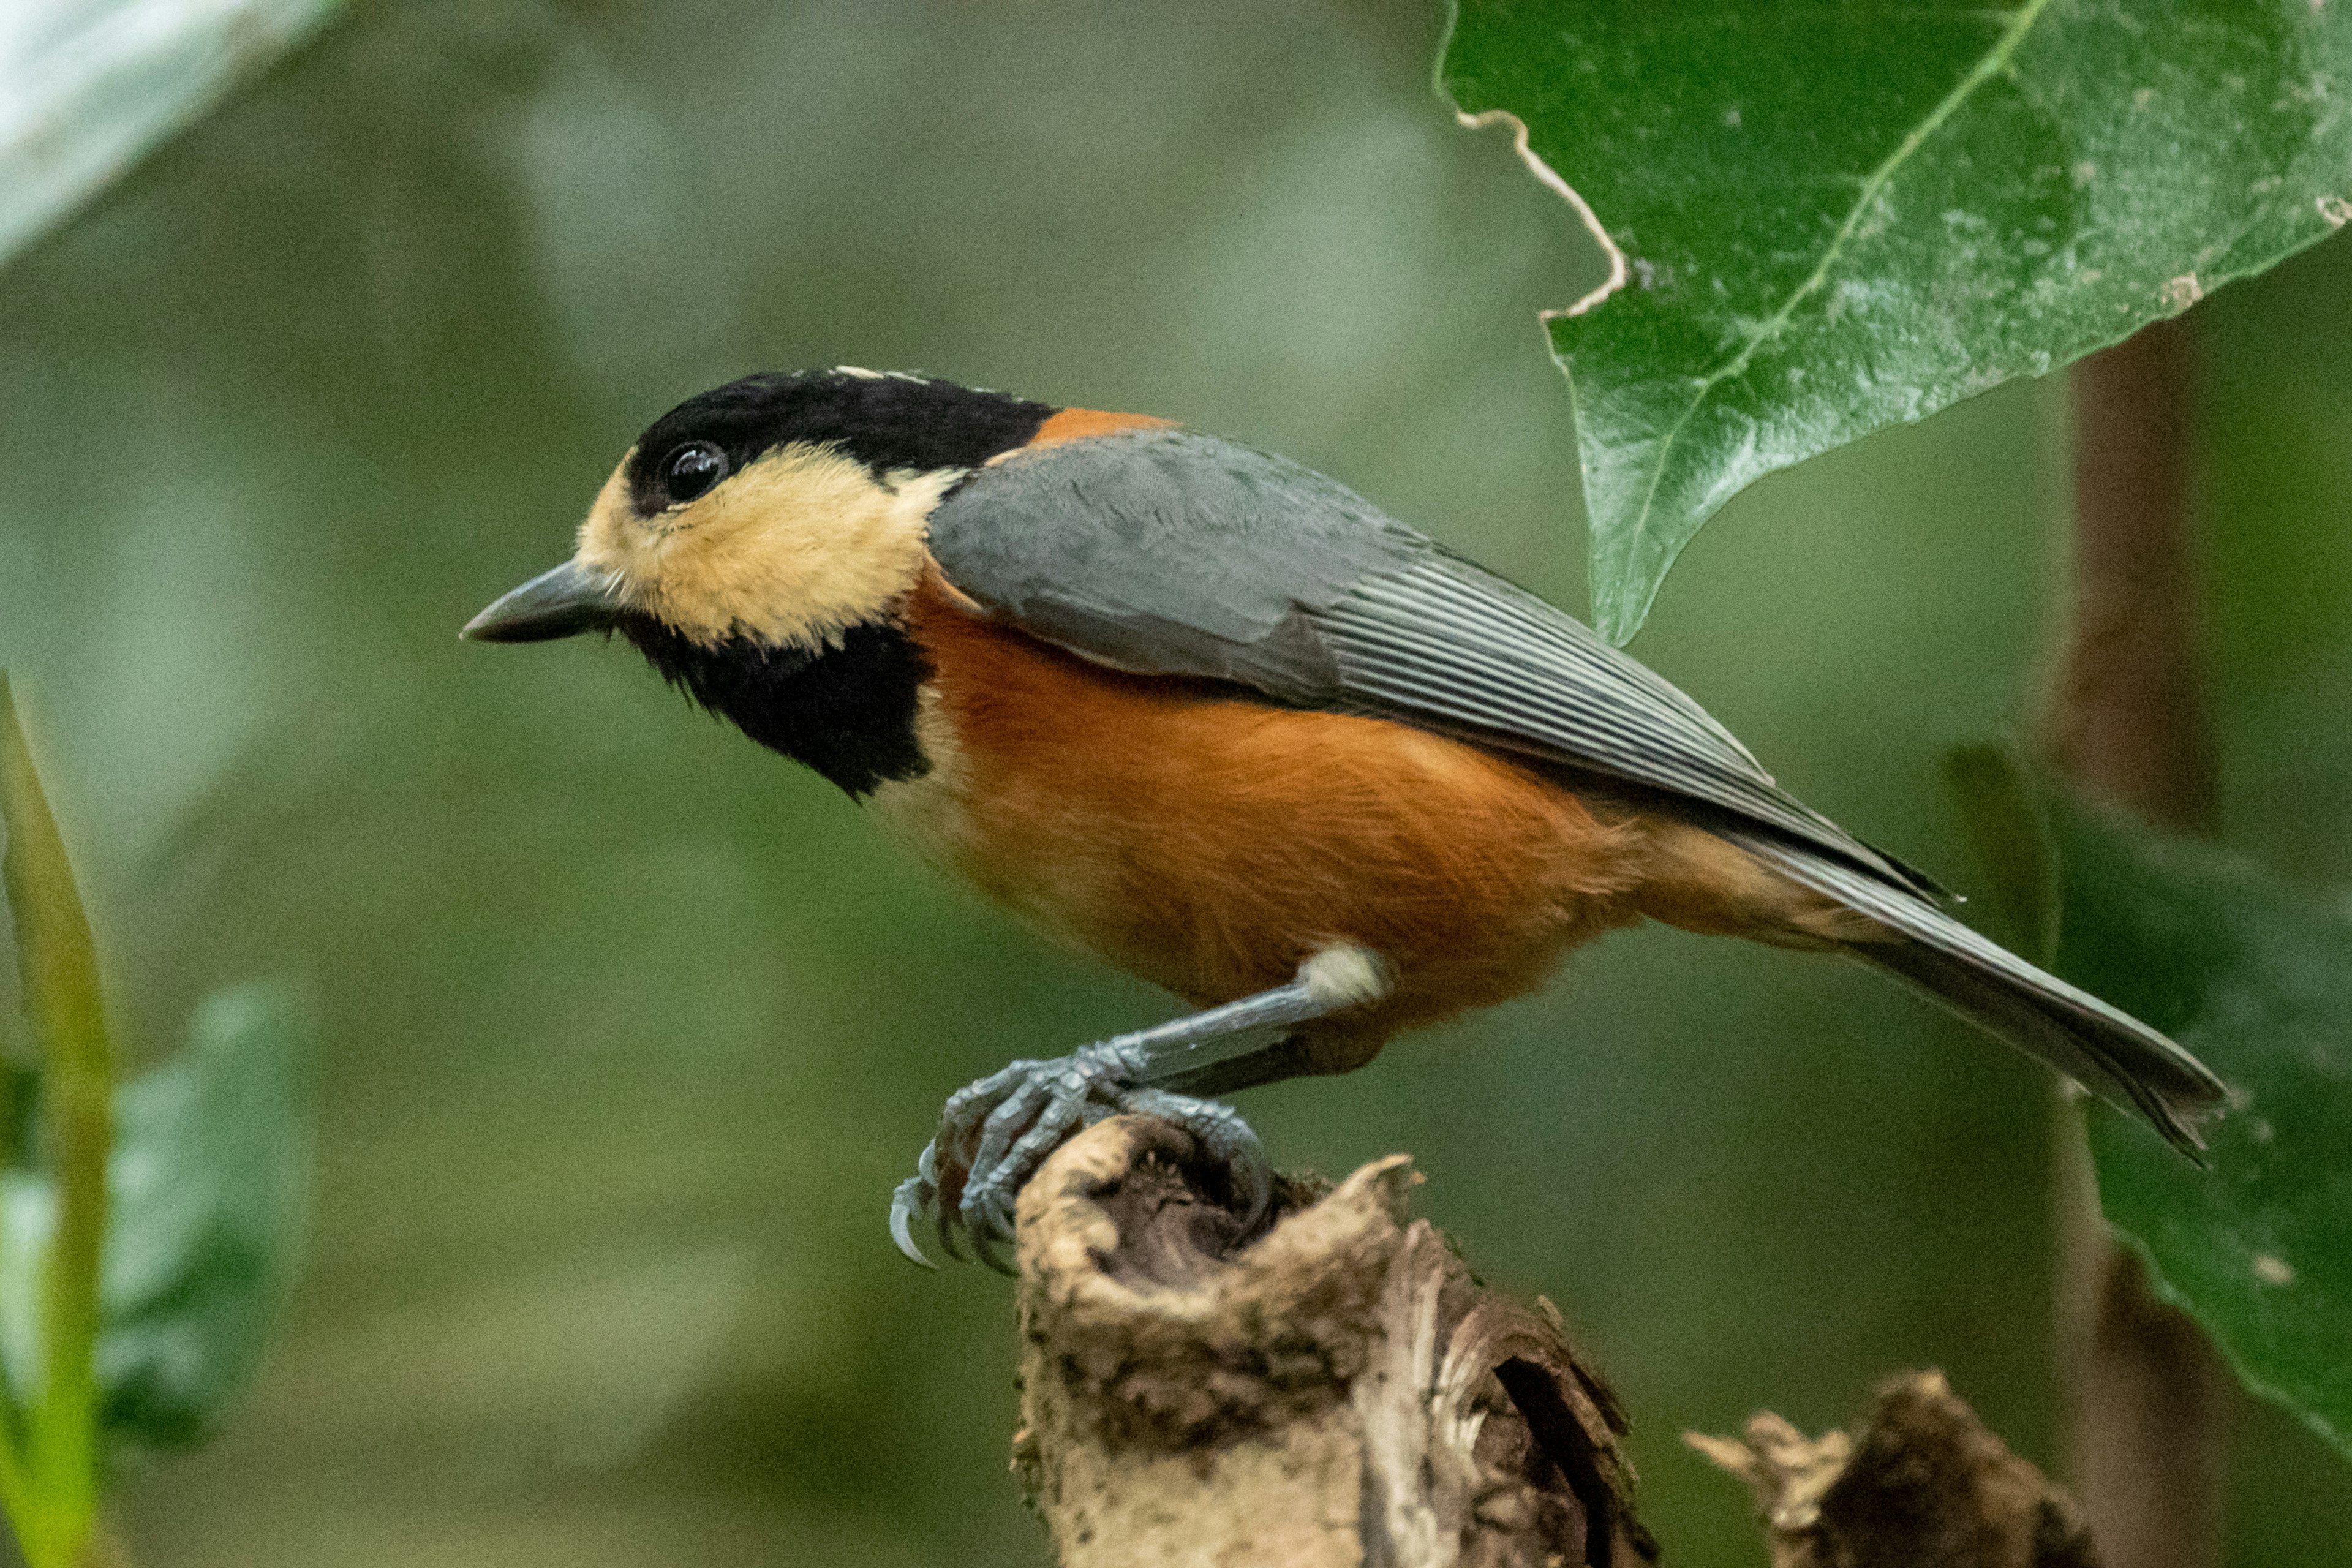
463, 368, 1054, 652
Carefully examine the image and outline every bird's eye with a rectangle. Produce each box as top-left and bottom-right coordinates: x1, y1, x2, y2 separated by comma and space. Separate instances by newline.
662, 442, 729, 505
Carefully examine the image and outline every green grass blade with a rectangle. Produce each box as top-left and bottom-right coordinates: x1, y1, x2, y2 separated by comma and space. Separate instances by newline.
0, 676, 111, 1564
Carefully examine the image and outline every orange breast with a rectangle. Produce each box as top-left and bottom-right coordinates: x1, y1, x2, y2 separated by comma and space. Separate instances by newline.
881, 576, 1652, 1071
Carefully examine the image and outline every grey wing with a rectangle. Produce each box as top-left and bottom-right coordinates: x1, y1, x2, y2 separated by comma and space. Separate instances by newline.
927, 428, 1934, 897
926, 427, 1428, 693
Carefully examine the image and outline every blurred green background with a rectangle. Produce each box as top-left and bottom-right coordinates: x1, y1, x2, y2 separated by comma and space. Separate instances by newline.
2, 1, 2350, 1563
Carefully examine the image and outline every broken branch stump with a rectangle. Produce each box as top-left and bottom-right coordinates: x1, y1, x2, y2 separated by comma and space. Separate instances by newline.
1691, 1370, 2103, 1568
1008, 1115, 1653, 1568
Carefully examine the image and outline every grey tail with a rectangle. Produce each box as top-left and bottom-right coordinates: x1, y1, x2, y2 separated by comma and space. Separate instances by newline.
1724, 831, 2229, 1158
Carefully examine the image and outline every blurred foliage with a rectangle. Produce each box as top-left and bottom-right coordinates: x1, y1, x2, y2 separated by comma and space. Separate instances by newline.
1942, 745, 2057, 968
0, 2, 2349, 1566
95, 982, 312, 1453
0, 0, 342, 266
1950, 746, 2352, 1461
2061, 796, 2352, 1462
1442, 0, 2352, 643
1, 684, 313, 1566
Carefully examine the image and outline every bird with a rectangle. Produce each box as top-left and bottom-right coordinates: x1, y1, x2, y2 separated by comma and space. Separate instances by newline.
464, 367, 2228, 1268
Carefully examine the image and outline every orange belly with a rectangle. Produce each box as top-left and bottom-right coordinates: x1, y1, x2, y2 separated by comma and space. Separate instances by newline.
872, 576, 1672, 1072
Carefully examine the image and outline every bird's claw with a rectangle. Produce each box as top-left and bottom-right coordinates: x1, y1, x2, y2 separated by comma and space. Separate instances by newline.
888, 1043, 1272, 1270
888, 1141, 946, 1270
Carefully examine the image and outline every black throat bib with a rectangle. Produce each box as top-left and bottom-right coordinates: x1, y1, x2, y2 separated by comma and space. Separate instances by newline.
623, 616, 934, 797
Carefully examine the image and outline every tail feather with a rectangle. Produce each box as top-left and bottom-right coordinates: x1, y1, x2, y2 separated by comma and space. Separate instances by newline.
1725, 831, 2228, 1156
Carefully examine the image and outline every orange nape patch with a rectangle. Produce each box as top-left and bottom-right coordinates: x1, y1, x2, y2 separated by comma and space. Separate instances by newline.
1014, 407, 1178, 453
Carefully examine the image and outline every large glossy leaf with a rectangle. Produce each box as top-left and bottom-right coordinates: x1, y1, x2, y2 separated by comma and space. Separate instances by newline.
2049, 796, 2352, 1460
1442, 1, 2352, 643
0, 0, 342, 270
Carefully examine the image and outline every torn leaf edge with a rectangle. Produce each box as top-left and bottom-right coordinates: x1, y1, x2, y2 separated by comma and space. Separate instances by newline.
1453, 107, 1627, 320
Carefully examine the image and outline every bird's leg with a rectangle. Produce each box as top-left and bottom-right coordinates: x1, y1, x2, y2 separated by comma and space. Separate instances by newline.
890, 944, 1390, 1268
1147, 1033, 1318, 1097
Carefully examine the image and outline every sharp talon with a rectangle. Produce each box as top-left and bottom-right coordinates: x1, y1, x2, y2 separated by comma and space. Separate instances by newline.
887, 1144, 943, 1269
908, 1041, 1218, 1271
1235, 1152, 1273, 1233
968, 1216, 1011, 1275
889, 1177, 937, 1268
1218, 1121, 1272, 1232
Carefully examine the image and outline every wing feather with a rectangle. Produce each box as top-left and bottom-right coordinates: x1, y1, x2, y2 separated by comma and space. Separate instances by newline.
1308, 552, 1939, 894
930, 428, 1931, 895
1724, 827, 2223, 1148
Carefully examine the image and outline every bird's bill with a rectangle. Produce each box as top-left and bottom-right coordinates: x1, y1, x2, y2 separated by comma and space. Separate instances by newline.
461, 559, 620, 642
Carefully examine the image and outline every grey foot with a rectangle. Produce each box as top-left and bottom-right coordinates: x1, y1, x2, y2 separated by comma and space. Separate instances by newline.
889, 1043, 1271, 1272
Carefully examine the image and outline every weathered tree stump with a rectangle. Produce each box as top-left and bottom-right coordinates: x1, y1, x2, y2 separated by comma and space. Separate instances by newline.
1002, 1115, 2097, 1568
1009, 1115, 1653, 1568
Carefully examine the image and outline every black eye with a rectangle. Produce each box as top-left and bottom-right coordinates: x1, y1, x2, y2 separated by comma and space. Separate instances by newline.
661, 441, 729, 504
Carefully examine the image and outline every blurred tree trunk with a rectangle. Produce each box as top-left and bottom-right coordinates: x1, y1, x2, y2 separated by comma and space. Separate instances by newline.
2043, 315, 2231, 1568
2049, 317, 2217, 829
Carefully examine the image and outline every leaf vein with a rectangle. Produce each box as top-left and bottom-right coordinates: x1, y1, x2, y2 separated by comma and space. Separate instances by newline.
1618, 0, 2058, 587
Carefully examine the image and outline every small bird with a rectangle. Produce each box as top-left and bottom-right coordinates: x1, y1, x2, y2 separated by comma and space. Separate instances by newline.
466, 368, 2226, 1267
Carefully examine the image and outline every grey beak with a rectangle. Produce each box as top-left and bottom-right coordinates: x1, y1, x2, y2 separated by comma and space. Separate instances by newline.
462, 560, 621, 643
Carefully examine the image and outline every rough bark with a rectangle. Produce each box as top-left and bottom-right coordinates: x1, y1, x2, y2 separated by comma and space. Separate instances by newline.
1009, 1115, 1654, 1568
1008, 1118, 2092, 1568
1690, 1370, 2101, 1568
2043, 317, 2231, 1568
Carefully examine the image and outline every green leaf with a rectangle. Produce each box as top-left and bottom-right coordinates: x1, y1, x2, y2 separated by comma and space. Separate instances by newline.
1944, 750, 2352, 1453
0, 0, 344, 271
1942, 742, 2057, 964
96, 982, 311, 1451
0, 984, 311, 1460
2047, 795, 2352, 1460
1441, 1, 2352, 643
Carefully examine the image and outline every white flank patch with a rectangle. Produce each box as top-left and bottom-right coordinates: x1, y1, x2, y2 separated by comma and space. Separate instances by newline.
1302, 944, 1394, 1009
